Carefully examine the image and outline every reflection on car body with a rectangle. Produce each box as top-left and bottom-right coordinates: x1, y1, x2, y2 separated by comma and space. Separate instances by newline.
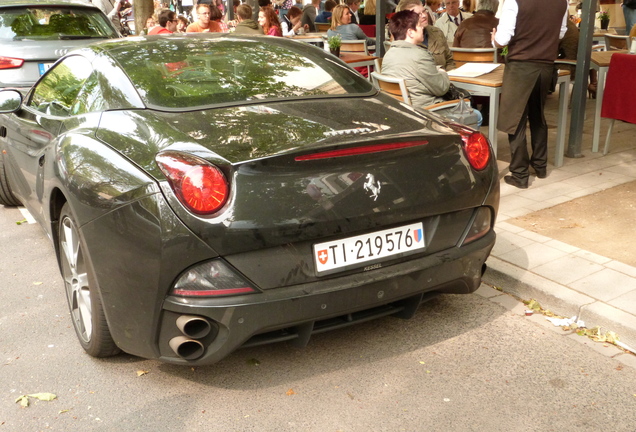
0, 34, 499, 365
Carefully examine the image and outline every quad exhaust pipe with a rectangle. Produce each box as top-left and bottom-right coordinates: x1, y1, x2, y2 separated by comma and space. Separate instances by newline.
169, 336, 205, 360
170, 315, 216, 360
176, 315, 212, 339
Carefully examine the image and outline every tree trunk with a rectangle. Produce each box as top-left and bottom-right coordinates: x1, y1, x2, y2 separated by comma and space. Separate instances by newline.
134, 0, 155, 35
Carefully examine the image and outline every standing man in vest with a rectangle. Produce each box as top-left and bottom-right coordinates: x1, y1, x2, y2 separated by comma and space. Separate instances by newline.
434, 0, 471, 45
492, 0, 567, 189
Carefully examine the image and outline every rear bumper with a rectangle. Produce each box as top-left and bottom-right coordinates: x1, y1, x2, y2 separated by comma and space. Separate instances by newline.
157, 229, 496, 365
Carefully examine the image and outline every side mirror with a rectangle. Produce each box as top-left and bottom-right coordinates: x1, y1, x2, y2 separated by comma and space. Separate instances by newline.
0, 89, 23, 113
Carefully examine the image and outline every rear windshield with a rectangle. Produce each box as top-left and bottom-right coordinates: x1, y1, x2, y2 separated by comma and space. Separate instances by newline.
109, 36, 375, 109
0, 6, 117, 40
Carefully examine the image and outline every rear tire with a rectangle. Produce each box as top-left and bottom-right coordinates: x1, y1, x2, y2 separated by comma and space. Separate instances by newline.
0, 151, 21, 206
58, 203, 120, 357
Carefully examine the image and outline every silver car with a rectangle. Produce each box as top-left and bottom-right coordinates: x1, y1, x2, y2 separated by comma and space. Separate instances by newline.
0, 0, 120, 92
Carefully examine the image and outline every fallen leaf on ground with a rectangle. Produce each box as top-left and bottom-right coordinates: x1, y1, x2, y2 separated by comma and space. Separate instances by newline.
29, 393, 57, 401
525, 299, 542, 311
15, 393, 57, 407
15, 396, 29, 407
16, 219, 27, 225
33, 282, 43, 285
246, 358, 261, 366
286, 389, 295, 396
137, 370, 149, 376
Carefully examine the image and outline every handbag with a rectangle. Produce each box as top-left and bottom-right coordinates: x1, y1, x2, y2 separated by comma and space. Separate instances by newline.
442, 83, 472, 103
442, 97, 481, 128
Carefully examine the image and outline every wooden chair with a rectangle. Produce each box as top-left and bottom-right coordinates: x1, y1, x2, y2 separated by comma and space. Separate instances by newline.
370, 71, 411, 105
340, 39, 369, 55
371, 71, 468, 114
604, 34, 631, 51
315, 22, 330, 32
424, 99, 470, 113
450, 47, 498, 67
374, 57, 382, 73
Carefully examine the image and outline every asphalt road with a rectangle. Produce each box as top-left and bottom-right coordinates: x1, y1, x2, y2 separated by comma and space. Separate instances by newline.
2, 205, 636, 431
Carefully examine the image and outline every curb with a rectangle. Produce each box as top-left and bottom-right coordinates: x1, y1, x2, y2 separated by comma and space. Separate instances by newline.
482, 256, 636, 352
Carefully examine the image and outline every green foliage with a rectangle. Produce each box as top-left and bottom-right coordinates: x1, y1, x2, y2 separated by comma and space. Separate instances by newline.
328, 35, 342, 49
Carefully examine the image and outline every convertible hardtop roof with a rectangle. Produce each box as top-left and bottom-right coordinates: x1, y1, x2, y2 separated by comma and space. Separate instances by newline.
90, 32, 311, 54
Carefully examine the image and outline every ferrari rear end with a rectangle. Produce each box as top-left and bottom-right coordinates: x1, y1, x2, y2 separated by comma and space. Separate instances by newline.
73, 35, 499, 365
148, 106, 499, 365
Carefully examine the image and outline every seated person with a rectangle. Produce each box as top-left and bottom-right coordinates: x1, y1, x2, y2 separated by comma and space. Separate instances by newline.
281, 6, 308, 35
383, 10, 482, 126
258, 6, 282, 36
453, 0, 498, 48
315, 0, 336, 23
234, 4, 263, 34
186, 3, 223, 32
148, 9, 178, 34
142, 14, 157, 35
176, 15, 189, 33
359, 0, 381, 25
395, 0, 455, 71
383, 10, 450, 108
327, 4, 375, 45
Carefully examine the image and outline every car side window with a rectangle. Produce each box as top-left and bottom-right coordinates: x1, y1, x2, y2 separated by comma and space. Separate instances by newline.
29, 56, 93, 117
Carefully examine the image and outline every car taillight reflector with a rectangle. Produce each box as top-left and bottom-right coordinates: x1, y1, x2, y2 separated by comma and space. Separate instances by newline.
0, 57, 24, 70
172, 260, 259, 297
156, 151, 228, 215
295, 141, 428, 161
460, 131, 490, 171
461, 207, 492, 246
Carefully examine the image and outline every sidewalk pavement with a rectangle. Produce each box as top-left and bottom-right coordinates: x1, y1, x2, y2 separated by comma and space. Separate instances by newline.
481, 87, 636, 353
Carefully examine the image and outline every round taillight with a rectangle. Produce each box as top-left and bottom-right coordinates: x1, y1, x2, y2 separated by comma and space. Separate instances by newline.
462, 132, 490, 171
156, 152, 229, 215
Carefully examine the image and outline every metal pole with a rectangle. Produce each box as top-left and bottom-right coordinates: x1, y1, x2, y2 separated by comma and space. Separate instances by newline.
227, 0, 234, 21
566, 0, 597, 158
376, 0, 387, 57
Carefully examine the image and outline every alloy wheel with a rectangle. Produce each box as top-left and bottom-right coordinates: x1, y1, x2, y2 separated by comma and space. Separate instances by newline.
60, 213, 92, 344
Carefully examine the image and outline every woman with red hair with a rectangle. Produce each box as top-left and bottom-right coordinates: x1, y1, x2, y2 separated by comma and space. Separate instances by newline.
258, 7, 282, 36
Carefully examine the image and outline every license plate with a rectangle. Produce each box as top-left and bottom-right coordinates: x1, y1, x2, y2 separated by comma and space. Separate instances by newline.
313, 222, 425, 275
38, 63, 54, 75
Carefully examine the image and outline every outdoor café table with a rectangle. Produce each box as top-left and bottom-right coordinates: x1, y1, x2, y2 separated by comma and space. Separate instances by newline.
287, 32, 327, 44
339, 52, 377, 68
449, 65, 570, 163
591, 49, 628, 153
339, 52, 378, 80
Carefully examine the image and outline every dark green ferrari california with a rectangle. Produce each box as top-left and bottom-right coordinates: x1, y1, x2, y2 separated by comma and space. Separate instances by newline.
0, 34, 499, 365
